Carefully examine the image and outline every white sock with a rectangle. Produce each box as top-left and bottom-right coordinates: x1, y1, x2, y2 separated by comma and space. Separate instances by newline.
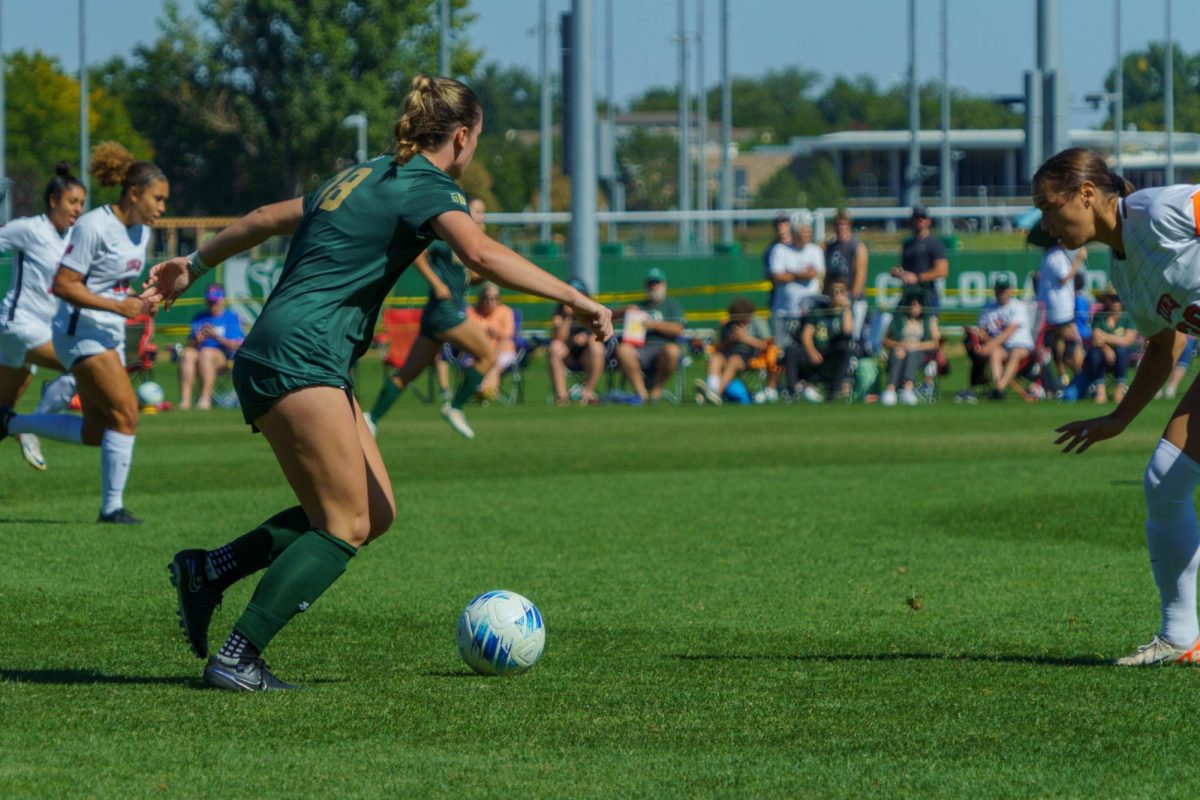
1143, 439, 1200, 646
35, 374, 77, 414
100, 430, 136, 515
706, 374, 720, 392
8, 413, 83, 444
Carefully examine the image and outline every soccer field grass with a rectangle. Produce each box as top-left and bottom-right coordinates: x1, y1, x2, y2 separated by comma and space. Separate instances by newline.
0, 374, 1193, 798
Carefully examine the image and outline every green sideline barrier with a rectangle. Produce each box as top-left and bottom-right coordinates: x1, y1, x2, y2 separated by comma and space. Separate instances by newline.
0, 247, 1114, 335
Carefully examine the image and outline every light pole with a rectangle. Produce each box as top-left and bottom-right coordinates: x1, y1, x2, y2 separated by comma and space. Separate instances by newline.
342, 113, 367, 164
906, 0, 920, 208
1165, 0, 1174, 184
0, 0, 8, 223
439, 0, 451, 76
1115, 0, 1123, 174
569, 0, 598, 292
939, 0, 951, 235
79, 0, 89, 208
719, 0, 732, 245
676, 0, 691, 249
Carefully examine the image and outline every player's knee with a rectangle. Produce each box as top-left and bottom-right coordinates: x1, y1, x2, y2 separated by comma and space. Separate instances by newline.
1144, 440, 1200, 521
548, 340, 567, 359
109, 402, 139, 434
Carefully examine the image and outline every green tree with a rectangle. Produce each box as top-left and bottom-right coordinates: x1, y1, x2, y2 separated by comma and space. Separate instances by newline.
6, 51, 151, 215
616, 129, 678, 211
754, 159, 845, 209
1102, 43, 1200, 133
98, 0, 482, 214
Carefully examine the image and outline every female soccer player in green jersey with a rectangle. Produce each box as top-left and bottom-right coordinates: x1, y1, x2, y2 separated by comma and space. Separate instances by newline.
145, 75, 612, 692
364, 195, 493, 440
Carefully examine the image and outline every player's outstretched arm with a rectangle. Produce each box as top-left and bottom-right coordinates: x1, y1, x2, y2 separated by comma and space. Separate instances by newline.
433, 210, 613, 341
1055, 327, 1182, 453
143, 198, 304, 308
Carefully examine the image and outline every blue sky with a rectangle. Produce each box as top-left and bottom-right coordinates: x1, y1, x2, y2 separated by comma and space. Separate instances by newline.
13, 0, 1200, 129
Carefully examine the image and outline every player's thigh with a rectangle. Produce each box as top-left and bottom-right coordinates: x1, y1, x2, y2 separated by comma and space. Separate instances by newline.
351, 396, 396, 542
255, 385, 372, 545
440, 319, 493, 364
72, 350, 138, 435
24, 341, 65, 372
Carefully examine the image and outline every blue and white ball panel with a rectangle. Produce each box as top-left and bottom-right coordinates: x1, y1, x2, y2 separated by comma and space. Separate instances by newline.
456, 590, 545, 676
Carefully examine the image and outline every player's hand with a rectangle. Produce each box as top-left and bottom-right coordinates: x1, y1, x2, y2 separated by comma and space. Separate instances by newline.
809, 351, 824, 365
1054, 414, 1127, 454
572, 297, 613, 341
141, 256, 193, 309
434, 283, 452, 301
116, 295, 153, 319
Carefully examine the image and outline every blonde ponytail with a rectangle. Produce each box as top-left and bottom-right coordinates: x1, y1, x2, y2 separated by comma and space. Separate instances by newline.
393, 74, 481, 165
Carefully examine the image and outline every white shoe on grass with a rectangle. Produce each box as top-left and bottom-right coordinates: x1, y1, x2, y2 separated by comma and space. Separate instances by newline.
880, 388, 898, 407
440, 403, 475, 439
899, 388, 919, 406
363, 412, 377, 439
1115, 634, 1200, 666
694, 379, 722, 406
801, 385, 823, 404
18, 433, 46, 471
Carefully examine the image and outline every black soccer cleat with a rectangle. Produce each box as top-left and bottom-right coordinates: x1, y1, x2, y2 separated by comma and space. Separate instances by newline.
169, 549, 223, 659
203, 656, 297, 692
0, 405, 13, 443
98, 508, 144, 525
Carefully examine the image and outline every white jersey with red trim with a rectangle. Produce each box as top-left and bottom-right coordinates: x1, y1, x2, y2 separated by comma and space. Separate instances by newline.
0, 214, 70, 324
51, 205, 149, 338
1110, 184, 1200, 338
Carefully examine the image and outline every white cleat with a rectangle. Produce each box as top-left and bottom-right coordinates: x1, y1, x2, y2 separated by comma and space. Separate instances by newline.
694, 379, 722, 406
1115, 634, 1200, 666
801, 385, 824, 404
440, 403, 475, 440
899, 388, 919, 406
18, 433, 46, 471
363, 412, 377, 439
880, 388, 898, 407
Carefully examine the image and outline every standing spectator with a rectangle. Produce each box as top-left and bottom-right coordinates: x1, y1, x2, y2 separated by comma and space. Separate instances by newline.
763, 213, 793, 313
695, 297, 770, 405
962, 277, 1035, 400
782, 279, 854, 402
1083, 290, 1138, 404
825, 209, 869, 340
880, 296, 939, 406
466, 282, 516, 399
614, 268, 686, 403
548, 278, 606, 406
179, 284, 244, 410
768, 213, 825, 344
1037, 242, 1086, 389
890, 206, 948, 312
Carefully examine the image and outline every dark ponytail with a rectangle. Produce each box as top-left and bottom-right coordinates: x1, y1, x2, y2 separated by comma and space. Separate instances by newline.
43, 162, 85, 210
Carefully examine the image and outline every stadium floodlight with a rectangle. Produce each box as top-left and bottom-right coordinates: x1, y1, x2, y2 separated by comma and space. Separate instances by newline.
342, 113, 368, 165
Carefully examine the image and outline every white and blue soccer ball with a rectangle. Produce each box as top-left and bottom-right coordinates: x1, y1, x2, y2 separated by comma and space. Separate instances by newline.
456, 590, 545, 676
136, 381, 165, 408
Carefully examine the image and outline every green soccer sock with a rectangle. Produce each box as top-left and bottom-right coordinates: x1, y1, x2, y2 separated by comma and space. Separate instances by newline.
369, 376, 405, 422
233, 529, 357, 652
451, 367, 485, 410
205, 506, 310, 592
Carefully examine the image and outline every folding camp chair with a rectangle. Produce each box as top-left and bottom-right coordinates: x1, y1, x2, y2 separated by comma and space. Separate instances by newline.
379, 308, 434, 404
124, 314, 158, 384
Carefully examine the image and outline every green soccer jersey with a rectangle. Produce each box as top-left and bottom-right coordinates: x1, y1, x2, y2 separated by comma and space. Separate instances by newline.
637, 297, 686, 345
238, 154, 469, 383
425, 240, 468, 307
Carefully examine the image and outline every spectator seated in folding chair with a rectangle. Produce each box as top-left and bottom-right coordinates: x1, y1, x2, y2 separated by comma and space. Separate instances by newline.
124, 312, 157, 385
548, 278, 607, 406
460, 282, 526, 405
612, 267, 687, 404
958, 276, 1036, 402
878, 293, 939, 407
782, 280, 855, 403
177, 283, 243, 410
1075, 288, 1140, 404
695, 297, 770, 405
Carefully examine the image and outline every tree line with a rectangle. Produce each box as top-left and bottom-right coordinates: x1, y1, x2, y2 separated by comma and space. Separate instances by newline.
3, 0, 1175, 217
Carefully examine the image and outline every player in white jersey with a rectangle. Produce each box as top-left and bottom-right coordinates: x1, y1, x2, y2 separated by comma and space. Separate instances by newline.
0, 142, 167, 524
1038, 147, 1200, 666
0, 163, 85, 470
